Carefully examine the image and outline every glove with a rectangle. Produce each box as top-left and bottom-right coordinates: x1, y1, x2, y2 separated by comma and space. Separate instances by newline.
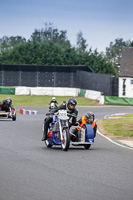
75, 122, 79, 126
50, 111, 55, 115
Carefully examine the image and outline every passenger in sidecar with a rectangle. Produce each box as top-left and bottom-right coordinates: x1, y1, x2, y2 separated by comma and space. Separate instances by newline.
0, 97, 16, 121
0, 97, 12, 112
70, 111, 97, 143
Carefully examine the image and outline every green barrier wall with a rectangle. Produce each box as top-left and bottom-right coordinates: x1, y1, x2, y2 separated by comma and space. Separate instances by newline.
78, 89, 86, 97
104, 96, 133, 106
0, 87, 15, 94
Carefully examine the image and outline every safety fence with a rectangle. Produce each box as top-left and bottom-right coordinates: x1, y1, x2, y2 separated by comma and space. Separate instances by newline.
0, 64, 118, 96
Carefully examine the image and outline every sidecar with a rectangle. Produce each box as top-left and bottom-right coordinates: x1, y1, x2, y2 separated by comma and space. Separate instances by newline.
70, 124, 95, 149
0, 108, 16, 121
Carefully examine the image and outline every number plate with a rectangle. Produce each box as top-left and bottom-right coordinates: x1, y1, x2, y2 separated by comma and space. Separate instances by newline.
58, 110, 67, 117
58, 110, 69, 120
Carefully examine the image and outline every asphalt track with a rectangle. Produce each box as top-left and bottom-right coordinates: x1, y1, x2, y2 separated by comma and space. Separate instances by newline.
0, 106, 133, 200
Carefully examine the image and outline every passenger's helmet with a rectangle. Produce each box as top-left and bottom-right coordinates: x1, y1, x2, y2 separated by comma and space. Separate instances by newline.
67, 98, 77, 111
6, 97, 12, 105
85, 112, 94, 124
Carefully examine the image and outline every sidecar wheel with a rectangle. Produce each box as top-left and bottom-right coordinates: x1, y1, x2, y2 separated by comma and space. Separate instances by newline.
45, 140, 53, 148
61, 128, 70, 151
12, 113, 16, 121
84, 144, 91, 149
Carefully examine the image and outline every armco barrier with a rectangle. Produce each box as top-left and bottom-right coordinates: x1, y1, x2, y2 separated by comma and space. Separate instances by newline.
20, 109, 38, 115
104, 96, 133, 106
30, 87, 80, 96
14, 86, 102, 102
85, 90, 101, 100
15, 87, 101, 101
15, 87, 31, 95
15, 87, 80, 97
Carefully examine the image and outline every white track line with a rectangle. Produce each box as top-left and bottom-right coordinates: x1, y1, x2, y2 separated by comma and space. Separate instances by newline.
97, 129, 133, 151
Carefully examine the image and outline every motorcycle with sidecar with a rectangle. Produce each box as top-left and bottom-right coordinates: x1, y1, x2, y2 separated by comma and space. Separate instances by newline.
43, 110, 95, 151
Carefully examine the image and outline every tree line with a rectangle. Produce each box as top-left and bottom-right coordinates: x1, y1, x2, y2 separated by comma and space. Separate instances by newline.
0, 23, 133, 77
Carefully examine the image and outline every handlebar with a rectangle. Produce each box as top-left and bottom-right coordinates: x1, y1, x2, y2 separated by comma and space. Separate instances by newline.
46, 111, 58, 116
46, 111, 76, 118
46, 113, 50, 116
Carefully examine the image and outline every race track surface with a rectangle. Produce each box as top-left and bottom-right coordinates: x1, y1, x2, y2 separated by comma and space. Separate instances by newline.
0, 106, 133, 200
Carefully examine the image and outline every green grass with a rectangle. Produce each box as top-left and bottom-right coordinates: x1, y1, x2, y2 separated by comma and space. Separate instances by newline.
102, 118, 133, 137
0, 95, 99, 106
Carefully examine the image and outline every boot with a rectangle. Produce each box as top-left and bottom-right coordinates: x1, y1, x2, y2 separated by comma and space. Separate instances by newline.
41, 133, 47, 141
42, 117, 51, 141
41, 124, 48, 141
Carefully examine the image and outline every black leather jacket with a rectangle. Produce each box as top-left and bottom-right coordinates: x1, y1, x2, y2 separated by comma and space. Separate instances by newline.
52, 103, 78, 127
0, 100, 11, 112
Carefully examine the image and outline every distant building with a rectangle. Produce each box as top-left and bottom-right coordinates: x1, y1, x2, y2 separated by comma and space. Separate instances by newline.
119, 47, 133, 98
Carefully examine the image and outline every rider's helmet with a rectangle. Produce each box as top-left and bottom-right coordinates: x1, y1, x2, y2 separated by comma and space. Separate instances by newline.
85, 112, 94, 124
6, 97, 12, 106
67, 97, 77, 111
52, 97, 57, 103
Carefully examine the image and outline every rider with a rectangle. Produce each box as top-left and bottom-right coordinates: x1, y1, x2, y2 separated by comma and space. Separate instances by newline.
0, 97, 13, 112
49, 97, 58, 111
42, 97, 78, 141
70, 111, 97, 141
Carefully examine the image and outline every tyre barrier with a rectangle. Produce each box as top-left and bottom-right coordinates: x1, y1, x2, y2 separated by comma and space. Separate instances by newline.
19, 109, 38, 115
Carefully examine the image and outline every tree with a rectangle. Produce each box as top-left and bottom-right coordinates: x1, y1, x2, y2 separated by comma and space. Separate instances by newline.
105, 38, 130, 66
130, 40, 133, 47
30, 22, 69, 45
0, 24, 122, 76
76, 31, 88, 53
0, 36, 9, 51
0, 36, 26, 51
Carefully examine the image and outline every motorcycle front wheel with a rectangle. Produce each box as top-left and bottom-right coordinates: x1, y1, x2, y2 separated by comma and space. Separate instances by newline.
61, 128, 70, 151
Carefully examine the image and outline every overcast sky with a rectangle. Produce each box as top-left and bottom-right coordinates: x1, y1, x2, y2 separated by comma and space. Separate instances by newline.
0, 0, 133, 52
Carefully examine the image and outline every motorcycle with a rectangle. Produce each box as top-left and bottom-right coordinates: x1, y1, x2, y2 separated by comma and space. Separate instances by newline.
70, 123, 95, 149
0, 107, 16, 121
43, 110, 70, 151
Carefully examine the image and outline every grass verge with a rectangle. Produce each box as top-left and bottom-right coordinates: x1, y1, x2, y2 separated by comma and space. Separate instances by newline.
98, 114, 133, 138
0, 95, 99, 106
110, 113, 133, 118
